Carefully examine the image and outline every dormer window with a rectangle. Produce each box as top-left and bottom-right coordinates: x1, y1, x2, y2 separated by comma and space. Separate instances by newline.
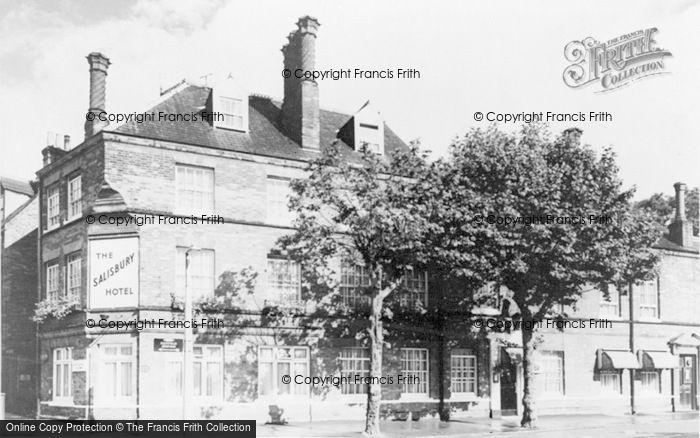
338, 101, 385, 155
218, 97, 245, 130
210, 75, 248, 133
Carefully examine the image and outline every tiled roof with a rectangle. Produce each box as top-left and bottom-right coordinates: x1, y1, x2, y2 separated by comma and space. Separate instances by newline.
0, 176, 34, 196
653, 234, 699, 254
113, 85, 409, 162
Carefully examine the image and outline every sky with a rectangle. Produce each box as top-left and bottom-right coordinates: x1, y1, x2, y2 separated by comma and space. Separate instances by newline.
0, 0, 698, 201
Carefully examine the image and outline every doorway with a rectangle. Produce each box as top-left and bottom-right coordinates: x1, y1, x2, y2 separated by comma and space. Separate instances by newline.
679, 355, 697, 410
500, 355, 518, 416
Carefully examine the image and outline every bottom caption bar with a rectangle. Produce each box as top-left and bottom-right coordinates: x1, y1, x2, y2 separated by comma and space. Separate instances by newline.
1, 420, 256, 437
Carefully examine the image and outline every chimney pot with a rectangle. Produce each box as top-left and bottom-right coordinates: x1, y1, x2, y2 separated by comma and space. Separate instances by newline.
84, 52, 111, 139
64, 135, 71, 150
563, 127, 582, 147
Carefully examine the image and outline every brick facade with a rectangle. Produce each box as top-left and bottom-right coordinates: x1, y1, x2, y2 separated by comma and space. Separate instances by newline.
3, 16, 696, 423
1, 196, 38, 415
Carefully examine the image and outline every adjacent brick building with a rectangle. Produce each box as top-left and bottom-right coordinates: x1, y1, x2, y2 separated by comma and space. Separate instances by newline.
1, 178, 38, 416
2, 15, 698, 422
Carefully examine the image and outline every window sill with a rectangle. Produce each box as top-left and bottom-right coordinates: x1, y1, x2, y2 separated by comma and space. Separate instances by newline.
65, 215, 82, 225
448, 393, 479, 402
397, 393, 431, 403
538, 393, 565, 400
637, 317, 660, 323
598, 315, 622, 320
92, 397, 136, 407
48, 398, 74, 406
339, 394, 369, 402
599, 392, 624, 398
637, 392, 663, 398
45, 224, 61, 233
257, 393, 310, 402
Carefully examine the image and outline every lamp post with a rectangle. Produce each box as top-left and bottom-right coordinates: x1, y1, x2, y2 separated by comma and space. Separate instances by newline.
628, 282, 635, 415
0, 186, 5, 420
182, 247, 196, 420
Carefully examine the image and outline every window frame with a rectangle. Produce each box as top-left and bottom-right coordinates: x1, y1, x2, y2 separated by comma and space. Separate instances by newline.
599, 286, 620, 319
193, 345, 224, 400
174, 164, 215, 215
99, 344, 135, 402
46, 184, 61, 230
339, 260, 371, 308
67, 174, 82, 221
65, 252, 81, 301
266, 176, 295, 226
339, 347, 370, 396
639, 370, 661, 395
537, 351, 565, 397
599, 370, 622, 395
216, 95, 248, 133
400, 269, 428, 308
46, 261, 61, 300
450, 353, 477, 396
400, 348, 429, 397
637, 280, 659, 320
357, 123, 382, 155
175, 247, 216, 301
258, 346, 309, 398
265, 258, 302, 308
52, 347, 72, 403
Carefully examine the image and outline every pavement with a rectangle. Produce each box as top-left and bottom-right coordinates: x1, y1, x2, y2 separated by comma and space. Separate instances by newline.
257, 411, 700, 438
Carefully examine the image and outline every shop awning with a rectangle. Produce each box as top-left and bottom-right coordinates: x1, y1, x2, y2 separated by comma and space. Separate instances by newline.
598, 349, 641, 369
640, 350, 679, 369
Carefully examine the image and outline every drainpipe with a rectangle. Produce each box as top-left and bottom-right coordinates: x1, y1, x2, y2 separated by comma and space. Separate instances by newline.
0, 186, 5, 419
183, 247, 196, 420
628, 282, 635, 415
669, 343, 675, 412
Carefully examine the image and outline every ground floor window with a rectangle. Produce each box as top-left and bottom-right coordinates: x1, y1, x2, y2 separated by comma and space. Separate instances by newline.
339, 348, 370, 394
101, 344, 134, 399
166, 360, 183, 397
400, 348, 428, 395
640, 370, 661, 394
52, 348, 72, 401
600, 370, 621, 394
537, 351, 564, 396
450, 353, 477, 394
194, 345, 223, 398
259, 346, 309, 397
163, 345, 223, 399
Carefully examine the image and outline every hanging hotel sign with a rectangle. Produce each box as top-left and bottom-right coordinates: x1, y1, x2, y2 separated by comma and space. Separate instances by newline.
89, 237, 139, 309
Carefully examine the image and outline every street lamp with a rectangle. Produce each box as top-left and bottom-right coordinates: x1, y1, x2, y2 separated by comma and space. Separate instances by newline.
182, 246, 197, 420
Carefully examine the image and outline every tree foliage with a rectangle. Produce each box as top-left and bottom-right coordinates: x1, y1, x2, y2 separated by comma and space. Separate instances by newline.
446, 124, 661, 427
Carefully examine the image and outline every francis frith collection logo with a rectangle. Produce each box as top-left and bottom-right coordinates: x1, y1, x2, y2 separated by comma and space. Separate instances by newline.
563, 28, 672, 92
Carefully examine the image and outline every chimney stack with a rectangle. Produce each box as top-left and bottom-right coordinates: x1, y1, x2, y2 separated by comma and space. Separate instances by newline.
563, 127, 582, 147
281, 16, 320, 151
84, 52, 111, 139
668, 182, 693, 247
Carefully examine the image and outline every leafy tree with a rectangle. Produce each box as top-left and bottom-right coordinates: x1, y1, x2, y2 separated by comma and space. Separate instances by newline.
446, 125, 661, 428
636, 187, 699, 235
277, 142, 437, 435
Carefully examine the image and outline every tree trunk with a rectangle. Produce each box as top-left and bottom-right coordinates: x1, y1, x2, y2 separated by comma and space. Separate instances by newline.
520, 321, 538, 428
437, 317, 449, 421
365, 293, 383, 435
